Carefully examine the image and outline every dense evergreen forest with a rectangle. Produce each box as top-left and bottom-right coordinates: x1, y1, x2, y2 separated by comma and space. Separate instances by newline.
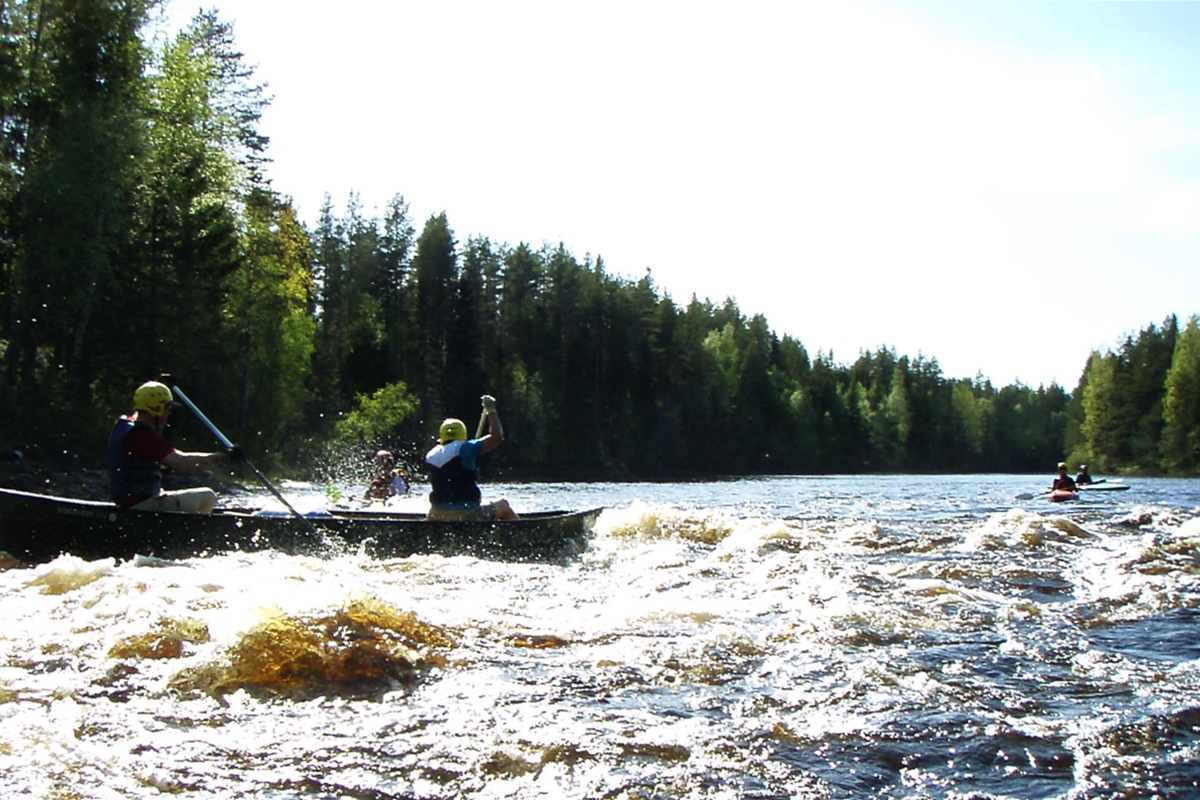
2, 2, 1198, 480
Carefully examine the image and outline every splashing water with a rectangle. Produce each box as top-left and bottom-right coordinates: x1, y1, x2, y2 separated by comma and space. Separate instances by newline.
1, 475, 1198, 798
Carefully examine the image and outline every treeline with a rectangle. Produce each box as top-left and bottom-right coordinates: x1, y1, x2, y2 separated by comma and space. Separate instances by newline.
0, 3, 1196, 479
1, 2, 308, 461
1066, 315, 1200, 475
305, 202, 1072, 477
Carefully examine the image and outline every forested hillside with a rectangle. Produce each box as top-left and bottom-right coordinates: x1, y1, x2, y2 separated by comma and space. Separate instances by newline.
1, 2, 1196, 478
1066, 316, 1200, 476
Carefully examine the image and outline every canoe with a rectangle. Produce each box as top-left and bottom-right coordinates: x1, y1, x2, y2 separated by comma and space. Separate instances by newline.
1048, 489, 1079, 503
0, 487, 602, 565
1078, 483, 1129, 492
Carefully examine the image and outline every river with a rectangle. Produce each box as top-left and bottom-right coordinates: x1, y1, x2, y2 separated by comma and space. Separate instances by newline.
1, 474, 1198, 798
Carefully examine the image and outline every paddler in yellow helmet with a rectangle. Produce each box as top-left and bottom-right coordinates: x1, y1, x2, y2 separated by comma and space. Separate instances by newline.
424, 394, 517, 521
107, 381, 241, 513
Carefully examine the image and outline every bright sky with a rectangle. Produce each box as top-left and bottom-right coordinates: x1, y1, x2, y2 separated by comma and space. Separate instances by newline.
159, 0, 1200, 389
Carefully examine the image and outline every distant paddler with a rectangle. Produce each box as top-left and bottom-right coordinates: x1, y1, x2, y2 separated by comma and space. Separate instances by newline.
1046, 461, 1080, 502
367, 449, 410, 501
424, 394, 518, 521
1072, 464, 1129, 492
1052, 462, 1078, 493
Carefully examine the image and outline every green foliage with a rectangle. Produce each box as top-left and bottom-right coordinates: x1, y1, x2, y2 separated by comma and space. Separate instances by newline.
333, 382, 418, 446
1080, 352, 1120, 473
229, 191, 315, 453
1160, 316, 1200, 472
410, 212, 458, 415
3, 0, 154, 440
885, 366, 913, 445
2, 3, 1195, 479
951, 382, 985, 458
1067, 316, 1183, 475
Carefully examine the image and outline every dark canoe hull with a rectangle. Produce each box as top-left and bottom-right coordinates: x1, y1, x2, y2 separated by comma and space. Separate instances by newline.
0, 487, 601, 564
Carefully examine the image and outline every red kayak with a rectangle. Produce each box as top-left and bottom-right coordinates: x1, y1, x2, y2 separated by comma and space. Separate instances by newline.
1049, 489, 1079, 503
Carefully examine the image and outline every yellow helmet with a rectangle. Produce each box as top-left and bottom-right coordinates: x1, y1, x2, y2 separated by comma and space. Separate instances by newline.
438, 418, 468, 443
132, 381, 174, 415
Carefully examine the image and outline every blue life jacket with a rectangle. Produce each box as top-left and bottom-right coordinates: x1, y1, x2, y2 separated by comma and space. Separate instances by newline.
108, 417, 162, 505
425, 440, 482, 507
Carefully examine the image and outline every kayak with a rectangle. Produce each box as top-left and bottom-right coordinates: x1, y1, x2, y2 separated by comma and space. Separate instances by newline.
0, 487, 602, 565
1048, 489, 1079, 503
1078, 483, 1129, 492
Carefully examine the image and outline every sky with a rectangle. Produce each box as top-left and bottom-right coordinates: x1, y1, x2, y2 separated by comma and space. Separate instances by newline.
157, 0, 1200, 389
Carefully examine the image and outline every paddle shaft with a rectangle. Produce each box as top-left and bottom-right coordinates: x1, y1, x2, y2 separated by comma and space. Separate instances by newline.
171, 386, 317, 532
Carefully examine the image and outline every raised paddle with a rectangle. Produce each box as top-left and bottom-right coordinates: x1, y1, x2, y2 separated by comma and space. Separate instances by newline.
171, 385, 318, 533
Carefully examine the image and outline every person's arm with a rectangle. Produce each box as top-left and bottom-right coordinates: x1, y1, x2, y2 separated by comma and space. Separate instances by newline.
478, 395, 504, 454
128, 427, 223, 471
479, 410, 504, 453
162, 450, 228, 470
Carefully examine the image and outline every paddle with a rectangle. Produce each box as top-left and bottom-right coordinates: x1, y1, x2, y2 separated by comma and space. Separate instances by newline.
171, 385, 318, 534
1014, 489, 1053, 501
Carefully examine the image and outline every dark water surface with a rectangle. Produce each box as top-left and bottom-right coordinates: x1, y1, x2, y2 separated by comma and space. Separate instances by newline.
2, 474, 1198, 798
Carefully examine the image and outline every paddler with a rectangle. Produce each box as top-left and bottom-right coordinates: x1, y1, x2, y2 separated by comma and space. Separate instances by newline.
367, 449, 410, 500
424, 394, 517, 521
1074, 464, 1095, 485
1051, 461, 1078, 493
107, 381, 245, 513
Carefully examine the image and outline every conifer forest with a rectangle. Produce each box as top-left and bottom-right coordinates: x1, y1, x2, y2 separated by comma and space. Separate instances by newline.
2, 2, 1199, 480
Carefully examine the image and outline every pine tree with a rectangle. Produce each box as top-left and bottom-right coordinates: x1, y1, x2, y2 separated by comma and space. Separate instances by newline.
411, 213, 458, 418
1161, 316, 1200, 473
4, 0, 154, 431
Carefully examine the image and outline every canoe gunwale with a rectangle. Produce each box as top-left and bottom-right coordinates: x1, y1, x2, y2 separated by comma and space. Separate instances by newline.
0, 487, 601, 565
